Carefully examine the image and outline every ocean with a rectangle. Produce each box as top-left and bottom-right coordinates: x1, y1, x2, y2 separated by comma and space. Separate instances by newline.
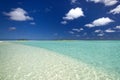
0, 40, 120, 80
18, 41, 120, 75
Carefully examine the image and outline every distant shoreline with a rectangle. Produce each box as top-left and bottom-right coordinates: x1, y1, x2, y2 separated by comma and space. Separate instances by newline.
0, 39, 120, 41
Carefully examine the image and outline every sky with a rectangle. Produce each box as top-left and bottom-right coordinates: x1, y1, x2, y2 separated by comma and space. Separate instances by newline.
0, 0, 120, 40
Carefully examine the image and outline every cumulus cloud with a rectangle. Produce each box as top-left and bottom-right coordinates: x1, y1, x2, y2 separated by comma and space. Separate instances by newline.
61, 21, 67, 25
85, 17, 114, 27
95, 29, 102, 33
95, 29, 104, 36
72, 28, 83, 32
115, 26, 120, 29
4, 8, 33, 21
86, 0, 118, 6
63, 7, 84, 20
85, 24, 95, 27
109, 5, 120, 14
105, 28, 115, 33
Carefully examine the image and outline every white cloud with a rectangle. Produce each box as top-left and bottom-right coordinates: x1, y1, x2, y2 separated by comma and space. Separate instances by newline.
95, 29, 102, 33
4, 8, 33, 21
85, 24, 94, 27
63, 7, 84, 20
109, 5, 120, 14
105, 28, 115, 32
9, 27, 16, 31
72, 28, 83, 32
69, 31, 74, 34
97, 33, 104, 36
115, 26, 120, 29
71, 0, 77, 4
61, 21, 67, 25
30, 22, 36, 25
87, 0, 118, 6
95, 29, 104, 36
85, 17, 114, 27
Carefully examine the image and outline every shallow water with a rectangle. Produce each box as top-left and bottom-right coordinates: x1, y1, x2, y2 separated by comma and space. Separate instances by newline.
0, 41, 120, 80
18, 41, 120, 75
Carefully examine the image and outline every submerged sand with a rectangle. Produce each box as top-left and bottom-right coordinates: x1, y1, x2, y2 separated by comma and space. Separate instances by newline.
0, 42, 119, 80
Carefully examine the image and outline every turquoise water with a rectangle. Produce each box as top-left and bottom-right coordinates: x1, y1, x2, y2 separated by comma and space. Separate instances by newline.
17, 41, 120, 75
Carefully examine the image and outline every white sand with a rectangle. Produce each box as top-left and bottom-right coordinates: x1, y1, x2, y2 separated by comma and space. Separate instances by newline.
0, 42, 119, 80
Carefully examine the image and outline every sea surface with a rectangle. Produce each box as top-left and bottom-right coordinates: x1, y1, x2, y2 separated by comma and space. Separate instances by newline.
18, 40, 120, 76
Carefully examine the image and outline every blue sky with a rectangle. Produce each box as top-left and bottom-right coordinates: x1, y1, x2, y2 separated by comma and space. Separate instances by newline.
0, 0, 120, 40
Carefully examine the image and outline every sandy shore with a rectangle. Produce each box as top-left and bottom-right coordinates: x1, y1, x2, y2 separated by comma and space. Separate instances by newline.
0, 42, 119, 80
